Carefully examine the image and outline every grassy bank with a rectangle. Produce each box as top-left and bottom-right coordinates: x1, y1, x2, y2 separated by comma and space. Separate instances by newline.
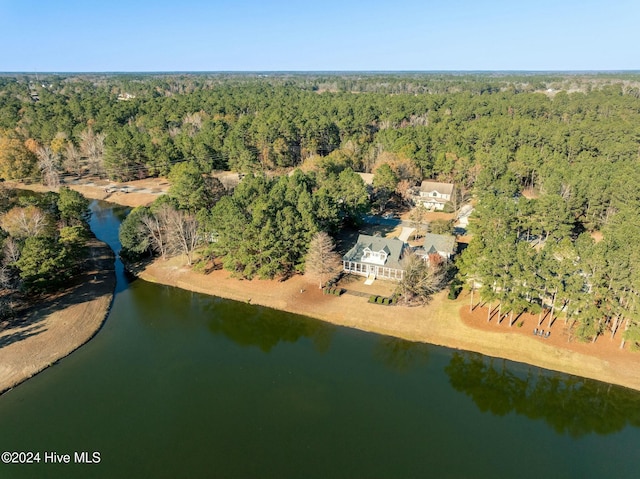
0, 239, 115, 395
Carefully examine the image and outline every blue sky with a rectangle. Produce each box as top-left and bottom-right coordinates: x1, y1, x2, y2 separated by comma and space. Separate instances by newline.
1, 0, 638, 71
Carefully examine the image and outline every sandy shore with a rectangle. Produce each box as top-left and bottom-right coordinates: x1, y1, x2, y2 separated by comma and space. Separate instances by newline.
0, 179, 157, 396
138, 255, 640, 392
0, 239, 115, 395
8, 177, 168, 208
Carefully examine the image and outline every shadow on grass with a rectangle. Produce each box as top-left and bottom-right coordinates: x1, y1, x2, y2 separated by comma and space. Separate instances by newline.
0, 323, 47, 348
0, 240, 116, 350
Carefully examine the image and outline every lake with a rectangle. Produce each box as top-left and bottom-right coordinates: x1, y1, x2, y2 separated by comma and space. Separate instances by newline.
1, 201, 639, 478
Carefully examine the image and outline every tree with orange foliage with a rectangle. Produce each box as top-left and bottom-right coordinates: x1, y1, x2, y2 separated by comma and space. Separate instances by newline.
374, 151, 421, 184
0, 132, 39, 181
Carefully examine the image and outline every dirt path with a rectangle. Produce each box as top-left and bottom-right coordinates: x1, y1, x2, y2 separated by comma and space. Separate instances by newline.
138, 256, 640, 392
0, 239, 115, 395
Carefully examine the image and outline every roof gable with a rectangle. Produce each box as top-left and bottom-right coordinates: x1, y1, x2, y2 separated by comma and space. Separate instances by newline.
419, 181, 454, 196
343, 234, 407, 269
423, 233, 456, 255
356, 172, 374, 186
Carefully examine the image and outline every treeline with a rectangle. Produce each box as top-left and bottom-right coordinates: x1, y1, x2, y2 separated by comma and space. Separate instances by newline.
2, 73, 640, 193
457, 168, 640, 347
119, 165, 368, 279
0, 186, 91, 305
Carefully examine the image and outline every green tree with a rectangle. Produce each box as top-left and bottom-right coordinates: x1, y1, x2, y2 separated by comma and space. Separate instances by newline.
15, 235, 70, 290
372, 163, 398, 212
210, 173, 321, 279
103, 126, 148, 181
318, 168, 369, 226
168, 161, 225, 212
429, 219, 454, 235
59, 225, 89, 262
57, 187, 90, 227
119, 207, 152, 257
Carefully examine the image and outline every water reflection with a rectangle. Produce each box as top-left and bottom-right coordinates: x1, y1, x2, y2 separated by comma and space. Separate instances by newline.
91, 201, 129, 224
89, 200, 131, 293
445, 351, 640, 436
373, 336, 430, 373
205, 299, 335, 353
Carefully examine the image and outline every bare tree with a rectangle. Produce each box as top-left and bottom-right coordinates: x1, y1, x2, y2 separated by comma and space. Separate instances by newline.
79, 127, 106, 175
396, 253, 446, 306
0, 265, 10, 290
3, 237, 21, 264
36, 146, 60, 188
79, 128, 95, 158
396, 179, 415, 206
140, 206, 171, 259
63, 142, 83, 175
183, 111, 204, 136
165, 208, 201, 265
0, 237, 19, 291
305, 231, 342, 288
409, 205, 428, 240
0, 206, 49, 239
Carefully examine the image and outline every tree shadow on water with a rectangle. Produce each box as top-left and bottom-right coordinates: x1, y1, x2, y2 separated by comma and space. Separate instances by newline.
373, 336, 431, 373
445, 351, 640, 437
204, 299, 336, 353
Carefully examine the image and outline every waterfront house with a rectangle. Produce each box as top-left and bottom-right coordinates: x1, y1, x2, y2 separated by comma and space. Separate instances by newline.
342, 234, 407, 281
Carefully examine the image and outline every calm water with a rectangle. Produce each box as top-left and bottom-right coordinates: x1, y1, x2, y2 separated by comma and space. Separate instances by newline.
1, 201, 639, 478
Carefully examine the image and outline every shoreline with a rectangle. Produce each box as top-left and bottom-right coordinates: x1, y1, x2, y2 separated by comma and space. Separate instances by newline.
8, 181, 640, 393
8, 178, 168, 208
0, 239, 116, 395
136, 254, 640, 392
0, 179, 156, 396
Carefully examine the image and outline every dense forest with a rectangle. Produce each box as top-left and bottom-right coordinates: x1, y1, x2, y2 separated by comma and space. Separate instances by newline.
2, 72, 640, 184
2, 72, 640, 347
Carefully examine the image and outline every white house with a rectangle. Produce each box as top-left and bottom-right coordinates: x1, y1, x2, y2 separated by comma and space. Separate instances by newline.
342, 234, 407, 281
413, 181, 455, 210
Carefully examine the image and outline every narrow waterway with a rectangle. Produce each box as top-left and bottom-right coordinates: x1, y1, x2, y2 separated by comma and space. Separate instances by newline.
1, 201, 639, 478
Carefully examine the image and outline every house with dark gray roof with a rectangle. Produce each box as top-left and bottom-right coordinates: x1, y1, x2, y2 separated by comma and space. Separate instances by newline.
342, 234, 408, 281
416, 233, 457, 260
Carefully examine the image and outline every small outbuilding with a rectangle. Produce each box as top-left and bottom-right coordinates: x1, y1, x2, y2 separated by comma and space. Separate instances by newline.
417, 233, 457, 260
